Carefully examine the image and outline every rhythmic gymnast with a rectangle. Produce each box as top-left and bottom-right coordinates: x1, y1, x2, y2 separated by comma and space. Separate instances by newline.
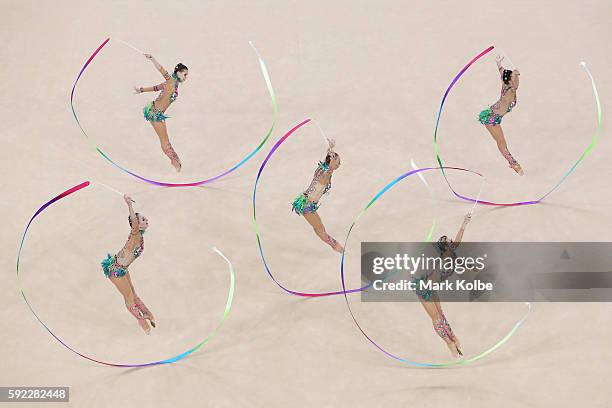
134, 54, 188, 172
101, 194, 155, 334
414, 213, 472, 357
291, 138, 343, 253
477, 55, 523, 175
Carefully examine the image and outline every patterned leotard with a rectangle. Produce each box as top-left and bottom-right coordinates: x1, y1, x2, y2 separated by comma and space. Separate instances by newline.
152, 72, 179, 113
304, 162, 332, 203
490, 83, 517, 117
291, 162, 332, 215
477, 65, 518, 126
116, 229, 145, 268
101, 221, 144, 279
413, 241, 459, 300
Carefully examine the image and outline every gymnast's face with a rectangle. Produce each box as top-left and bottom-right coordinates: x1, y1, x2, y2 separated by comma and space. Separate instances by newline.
138, 214, 149, 230
177, 69, 188, 82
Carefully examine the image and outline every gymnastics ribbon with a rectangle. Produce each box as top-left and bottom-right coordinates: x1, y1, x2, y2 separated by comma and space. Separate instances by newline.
434, 47, 602, 206
70, 38, 278, 187
339, 168, 532, 367
16, 181, 235, 367
252, 120, 445, 297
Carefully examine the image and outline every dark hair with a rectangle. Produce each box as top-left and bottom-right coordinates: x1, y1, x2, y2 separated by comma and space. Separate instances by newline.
128, 213, 141, 228
174, 63, 188, 74
436, 235, 448, 251
502, 69, 513, 85
325, 151, 339, 166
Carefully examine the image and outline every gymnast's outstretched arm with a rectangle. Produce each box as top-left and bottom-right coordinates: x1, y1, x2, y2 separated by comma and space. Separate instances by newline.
143, 53, 172, 80
452, 214, 471, 246
496, 55, 505, 74
134, 82, 166, 94
124, 194, 139, 233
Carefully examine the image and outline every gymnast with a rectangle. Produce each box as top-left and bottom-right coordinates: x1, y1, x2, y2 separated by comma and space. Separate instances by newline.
413, 213, 472, 357
291, 138, 343, 253
134, 54, 188, 172
477, 55, 523, 175
101, 194, 155, 334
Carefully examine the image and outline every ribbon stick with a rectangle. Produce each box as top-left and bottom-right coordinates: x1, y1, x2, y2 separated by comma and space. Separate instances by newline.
468, 178, 485, 216
313, 120, 331, 148
112, 37, 145, 54
95, 181, 124, 197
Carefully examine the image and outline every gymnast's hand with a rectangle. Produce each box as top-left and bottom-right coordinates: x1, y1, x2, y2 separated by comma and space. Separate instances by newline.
326, 138, 336, 151
144, 53, 153, 60
133, 86, 142, 94
124, 194, 135, 205
463, 213, 472, 224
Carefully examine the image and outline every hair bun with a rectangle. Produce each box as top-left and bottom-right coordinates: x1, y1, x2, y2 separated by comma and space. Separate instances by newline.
173, 62, 188, 74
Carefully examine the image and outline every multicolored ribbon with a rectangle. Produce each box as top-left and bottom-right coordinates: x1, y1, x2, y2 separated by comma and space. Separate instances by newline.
434, 46, 602, 206
339, 168, 532, 367
16, 181, 236, 367
70, 38, 278, 187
